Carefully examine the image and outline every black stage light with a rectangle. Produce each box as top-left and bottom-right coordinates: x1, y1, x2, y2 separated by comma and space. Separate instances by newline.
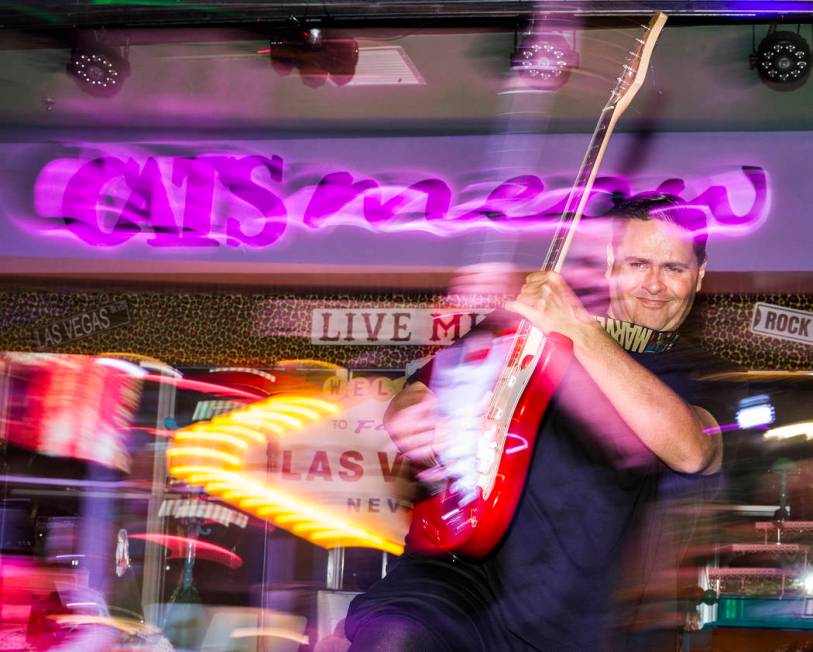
67, 46, 130, 97
266, 22, 358, 87
750, 27, 811, 91
511, 31, 578, 91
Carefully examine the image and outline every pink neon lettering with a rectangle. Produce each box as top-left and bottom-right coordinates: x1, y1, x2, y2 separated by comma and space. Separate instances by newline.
303, 171, 378, 228
39, 154, 770, 248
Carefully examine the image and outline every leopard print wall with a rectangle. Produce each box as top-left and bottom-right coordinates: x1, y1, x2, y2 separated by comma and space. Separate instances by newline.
0, 285, 810, 370
687, 293, 813, 370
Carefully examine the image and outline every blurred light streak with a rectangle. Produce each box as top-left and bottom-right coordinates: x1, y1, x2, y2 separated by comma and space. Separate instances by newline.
270, 396, 339, 412
233, 410, 303, 429
127, 426, 175, 437
173, 430, 249, 450
0, 474, 134, 489
129, 533, 243, 569
276, 359, 344, 370
736, 403, 776, 429
94, 356, 148, 378
700, 370, 813, 381
764, 421, 813, 441
205, 423, 270, 444
166, 392, 403, 554
142, 374, 265, 399
97, 352, 182, 377
705, 422, 757, 433
211, 367, 276, 382
49, 614, 160, 635
258, 403, 320, 420
231, 627, 309, 645
170, 467, 403, 555
166, 447, 242, 467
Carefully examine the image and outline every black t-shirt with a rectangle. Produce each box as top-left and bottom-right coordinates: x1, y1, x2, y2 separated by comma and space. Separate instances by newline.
481, 339, 714, 651
346, 336, 719, 652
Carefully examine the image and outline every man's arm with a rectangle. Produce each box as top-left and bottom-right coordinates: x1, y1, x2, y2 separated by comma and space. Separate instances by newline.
571, 323, 721, 474
508, 272, 722, 475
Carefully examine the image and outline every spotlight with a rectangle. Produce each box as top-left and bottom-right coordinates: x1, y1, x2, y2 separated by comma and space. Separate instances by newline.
67, 46, 130, 97
265, 20, 358, 87
750, 27, 811, 91
736, 394, 775, 429
511, 31, 578, 91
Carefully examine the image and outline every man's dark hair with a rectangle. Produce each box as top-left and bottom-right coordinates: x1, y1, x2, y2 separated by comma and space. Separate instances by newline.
609, 193, 708, 265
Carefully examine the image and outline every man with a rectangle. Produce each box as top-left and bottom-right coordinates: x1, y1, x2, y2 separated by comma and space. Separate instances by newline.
345, 195, 722, 651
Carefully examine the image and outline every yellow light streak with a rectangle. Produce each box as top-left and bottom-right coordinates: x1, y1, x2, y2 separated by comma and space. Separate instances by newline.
220, 489, 253, 501
276, 358, 344, 370
232, 410, 302, 429
173, 431, 248, 450
257, 404, 321, 420
207, 422, 269, 444
167, 447, 242, 467
231, 627, 309, 645
266, 513, 301, 524
168, 465, 237, 481
50, 615, 159, 636
167, 393, 403, 555
237, 497, 270, 510
764, 421, 813, 440
266, 396, 340, 413
199, 481, 233, 494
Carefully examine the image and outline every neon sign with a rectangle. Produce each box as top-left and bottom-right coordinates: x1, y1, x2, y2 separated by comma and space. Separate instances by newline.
32, 154, 769, 248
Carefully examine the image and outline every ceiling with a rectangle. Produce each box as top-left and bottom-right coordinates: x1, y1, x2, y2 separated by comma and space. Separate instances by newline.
0, 19, 813, 136
2, 1, 813, 30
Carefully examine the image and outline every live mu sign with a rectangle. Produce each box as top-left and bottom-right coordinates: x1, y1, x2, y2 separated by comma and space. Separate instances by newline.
311, 308, 491, 345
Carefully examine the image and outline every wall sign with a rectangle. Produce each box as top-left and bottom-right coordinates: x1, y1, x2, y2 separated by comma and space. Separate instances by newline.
751, 302, 813, 346
31, 153, 767, 248
311, 308, 491, 345
31, 300, 130, 349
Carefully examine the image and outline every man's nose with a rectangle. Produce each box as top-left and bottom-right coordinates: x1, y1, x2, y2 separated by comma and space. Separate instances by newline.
643, 268, 665, 294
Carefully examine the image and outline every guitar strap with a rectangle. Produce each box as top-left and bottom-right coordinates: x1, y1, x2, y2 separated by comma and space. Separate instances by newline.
593, 315, 679, 353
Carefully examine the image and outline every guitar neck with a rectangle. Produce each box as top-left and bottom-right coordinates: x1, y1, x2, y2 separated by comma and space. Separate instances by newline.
541, 112, 614, 273
540, 12, 668, 275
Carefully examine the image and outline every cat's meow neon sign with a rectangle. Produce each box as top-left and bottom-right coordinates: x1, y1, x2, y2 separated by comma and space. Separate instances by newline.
32, 154, 769, 247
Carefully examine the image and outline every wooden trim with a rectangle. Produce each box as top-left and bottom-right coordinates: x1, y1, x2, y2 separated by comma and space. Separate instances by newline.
699, 272, 813, 295
0, 259, 811, 294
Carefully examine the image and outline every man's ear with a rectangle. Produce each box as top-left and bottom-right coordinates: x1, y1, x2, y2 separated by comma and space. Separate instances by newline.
696, 258, 707, 293
605, 245, 615, 280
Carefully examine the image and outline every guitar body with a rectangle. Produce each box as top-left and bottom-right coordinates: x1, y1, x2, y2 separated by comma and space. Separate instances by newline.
408, 332, 573, 558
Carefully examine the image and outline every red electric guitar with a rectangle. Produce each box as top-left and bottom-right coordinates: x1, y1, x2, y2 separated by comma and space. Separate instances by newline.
408, 12, 669, 558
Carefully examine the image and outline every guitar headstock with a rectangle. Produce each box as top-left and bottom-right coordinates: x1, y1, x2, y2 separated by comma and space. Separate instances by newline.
608, 12, 668, 117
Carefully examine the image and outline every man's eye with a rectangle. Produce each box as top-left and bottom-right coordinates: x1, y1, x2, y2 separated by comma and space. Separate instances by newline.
629, 262, 646, 269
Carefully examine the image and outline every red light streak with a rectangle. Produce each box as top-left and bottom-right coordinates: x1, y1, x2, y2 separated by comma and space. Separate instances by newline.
142, 374, 265, 400
129, 533, 243, 569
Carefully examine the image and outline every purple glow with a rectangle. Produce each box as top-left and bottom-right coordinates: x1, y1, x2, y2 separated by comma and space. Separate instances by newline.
32, 152, 770, 248
704, 422, 770, 434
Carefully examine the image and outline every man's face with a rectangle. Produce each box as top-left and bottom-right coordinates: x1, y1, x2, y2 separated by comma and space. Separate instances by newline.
607, 219, 706, 332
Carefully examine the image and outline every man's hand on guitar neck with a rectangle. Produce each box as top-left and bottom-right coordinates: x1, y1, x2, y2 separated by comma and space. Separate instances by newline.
506, 271, 595, 340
